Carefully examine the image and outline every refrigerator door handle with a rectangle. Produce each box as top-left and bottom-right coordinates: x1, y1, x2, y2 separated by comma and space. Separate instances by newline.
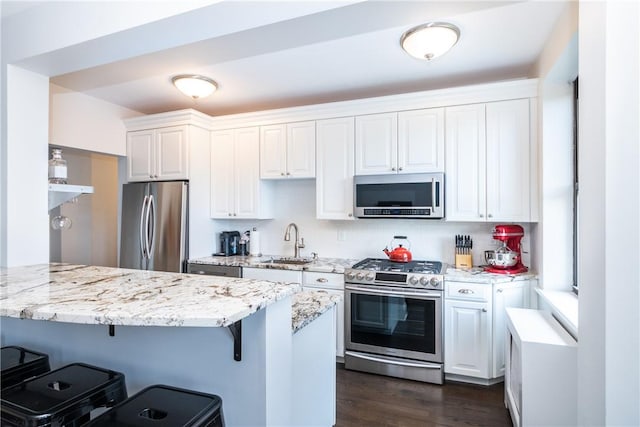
139, 195, 149, 259
147, 194, 156, 258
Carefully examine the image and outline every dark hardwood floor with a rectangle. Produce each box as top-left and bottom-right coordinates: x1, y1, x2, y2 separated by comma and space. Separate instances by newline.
336, 365, 513, 427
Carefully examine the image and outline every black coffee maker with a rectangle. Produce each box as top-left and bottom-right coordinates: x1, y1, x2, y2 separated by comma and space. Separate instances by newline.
219, 231, 241, 256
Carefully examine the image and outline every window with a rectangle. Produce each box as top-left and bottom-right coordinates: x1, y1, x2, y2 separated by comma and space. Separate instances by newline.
572, 77, 579, 294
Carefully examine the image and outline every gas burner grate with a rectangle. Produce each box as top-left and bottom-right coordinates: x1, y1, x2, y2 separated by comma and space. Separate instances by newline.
352, 258, 443, 274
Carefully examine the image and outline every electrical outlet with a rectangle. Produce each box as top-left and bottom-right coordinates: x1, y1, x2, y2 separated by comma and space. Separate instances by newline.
337, 230, 347, 241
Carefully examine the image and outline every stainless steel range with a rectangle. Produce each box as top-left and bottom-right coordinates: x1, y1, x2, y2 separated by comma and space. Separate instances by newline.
344, 258, 445, 384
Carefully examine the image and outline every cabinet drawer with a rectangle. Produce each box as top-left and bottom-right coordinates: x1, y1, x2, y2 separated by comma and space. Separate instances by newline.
445, 281, 491, 302
302, 272, 344, 290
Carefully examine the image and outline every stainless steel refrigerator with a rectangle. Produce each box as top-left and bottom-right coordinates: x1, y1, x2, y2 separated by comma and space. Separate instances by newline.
119, 181, 188, 273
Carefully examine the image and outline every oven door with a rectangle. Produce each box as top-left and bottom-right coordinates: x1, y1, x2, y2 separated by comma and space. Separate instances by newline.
345, 284, 442, 363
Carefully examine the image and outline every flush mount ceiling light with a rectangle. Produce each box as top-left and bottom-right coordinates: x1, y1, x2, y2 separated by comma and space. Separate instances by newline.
172, 74, 218, 99
400, 22, 460, 61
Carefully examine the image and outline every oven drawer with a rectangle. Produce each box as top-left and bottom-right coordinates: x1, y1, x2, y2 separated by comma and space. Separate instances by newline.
445, 281, 491, 302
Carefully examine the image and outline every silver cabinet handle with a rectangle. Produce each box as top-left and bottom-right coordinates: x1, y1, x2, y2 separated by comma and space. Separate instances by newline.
391, 167, 396, 171
482, 308, 487, 312
316, 278, 328, 283
286, 172, 290, 175
281, 172, 285, 176
488, 214, 493, 218
398, 167, 403, 171
228, 213, 232, 217
479, 213, 484, 218
496, 288, 504, 293
458, 289, 474, 294
348, 213, 353, 217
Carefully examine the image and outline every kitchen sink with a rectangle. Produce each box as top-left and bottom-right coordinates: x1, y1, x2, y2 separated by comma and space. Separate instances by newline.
268, 258, 313, 265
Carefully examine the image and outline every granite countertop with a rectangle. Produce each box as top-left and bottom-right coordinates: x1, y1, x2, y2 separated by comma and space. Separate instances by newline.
291, 289, 342, 334
188, 255, 359, 274
445, 266, 538, 284
0, 263, 301, 328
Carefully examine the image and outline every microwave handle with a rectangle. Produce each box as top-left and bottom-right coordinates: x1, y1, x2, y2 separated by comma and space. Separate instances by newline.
432, 177, 437, 208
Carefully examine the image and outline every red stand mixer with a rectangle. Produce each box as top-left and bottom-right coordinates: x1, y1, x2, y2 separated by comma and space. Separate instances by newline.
484, 224, 528, 274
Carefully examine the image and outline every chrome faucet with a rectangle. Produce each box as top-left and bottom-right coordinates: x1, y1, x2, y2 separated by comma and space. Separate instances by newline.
284, 222, 305, 258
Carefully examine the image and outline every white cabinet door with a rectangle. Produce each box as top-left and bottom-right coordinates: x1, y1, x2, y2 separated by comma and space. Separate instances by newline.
286, 121, 316, 178
156, 125, 188, 180
211, 127, 271, 219
234, 127, 261, 218
260, 124, 287, 178
485, 99, 530, 222
355, 112, 397, 175
260, 121, 315, 179
491, 281, 528, 378
445, 104, 487, 221
398, 108, 445, 173
302, 271, 345, 359
316, 117, 356, 220
127, 126, 188, 182
127, 130, 155, 182
210, 130, 235, 218
444, 298, 491, 378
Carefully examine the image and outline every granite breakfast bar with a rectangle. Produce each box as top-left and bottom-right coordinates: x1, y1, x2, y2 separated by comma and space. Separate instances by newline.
0, 263, 338, 426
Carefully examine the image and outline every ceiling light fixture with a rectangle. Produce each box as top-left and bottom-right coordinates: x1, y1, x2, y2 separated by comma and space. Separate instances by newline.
172, 74, 218, 99
400, 22, 460, 61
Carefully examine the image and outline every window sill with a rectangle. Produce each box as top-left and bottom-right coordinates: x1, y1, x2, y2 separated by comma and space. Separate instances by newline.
535, 288, 578, 340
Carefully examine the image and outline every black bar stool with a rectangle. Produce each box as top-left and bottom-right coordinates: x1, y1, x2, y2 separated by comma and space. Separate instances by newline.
1, 362, 127, 427
84, 384, 224, 427
1, 346, 51, 389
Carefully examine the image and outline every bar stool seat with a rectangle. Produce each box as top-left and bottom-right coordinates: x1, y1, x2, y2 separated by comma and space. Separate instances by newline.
1, 346, 51, 389
84, 384, 224, 427
1, 362, 127, 427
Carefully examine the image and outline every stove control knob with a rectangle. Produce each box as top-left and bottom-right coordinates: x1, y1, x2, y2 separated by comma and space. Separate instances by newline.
345, 271, 355, 280
409, 276, 419, 285
430, 277, 441, 287
356, 272, 365, 281
365, 273, 375, 281
419, 277, 429, 286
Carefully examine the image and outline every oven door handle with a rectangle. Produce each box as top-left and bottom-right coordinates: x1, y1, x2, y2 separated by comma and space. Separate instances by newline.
345, 284, 441, 299
346, 351, 442, 369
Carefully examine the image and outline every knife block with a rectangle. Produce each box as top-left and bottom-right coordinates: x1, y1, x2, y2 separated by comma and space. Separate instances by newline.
455, 253, 473, 269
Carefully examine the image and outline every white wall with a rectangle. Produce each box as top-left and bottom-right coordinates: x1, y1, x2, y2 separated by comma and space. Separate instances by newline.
532, 1, 578, 291
578, 1, 640, 425
49, 83, 142, 156
205, 179, 533, 267
48, 148, 119, 267
3, 66, 49, 267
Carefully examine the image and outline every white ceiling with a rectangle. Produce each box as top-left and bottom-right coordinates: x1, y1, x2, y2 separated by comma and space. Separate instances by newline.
25, 1, 568, 116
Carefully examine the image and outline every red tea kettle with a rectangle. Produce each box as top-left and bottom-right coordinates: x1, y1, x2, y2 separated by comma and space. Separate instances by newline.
383, 236, 412, 263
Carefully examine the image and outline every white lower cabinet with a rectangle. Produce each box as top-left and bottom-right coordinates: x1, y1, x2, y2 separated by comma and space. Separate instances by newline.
241, 267, 302, 284
241, 268, 345, 360
302, 271, 345, 359
444, 279, 530, 384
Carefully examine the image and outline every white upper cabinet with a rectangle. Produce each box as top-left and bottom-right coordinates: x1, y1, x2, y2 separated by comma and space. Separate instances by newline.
355, 109, 444, 175
355, 112, 397, 175
485, 99, 531, 222
127, 125, 188, 182
445, 104, 487, 221
211, 127, 273, 219
260, 121, 315, 179
446, 99, 531, 222
316, 117, 355, 220
398, 108, 445, 173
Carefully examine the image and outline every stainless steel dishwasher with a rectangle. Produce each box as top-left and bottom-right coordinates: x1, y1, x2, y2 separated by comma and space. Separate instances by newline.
186, 263, 242, 278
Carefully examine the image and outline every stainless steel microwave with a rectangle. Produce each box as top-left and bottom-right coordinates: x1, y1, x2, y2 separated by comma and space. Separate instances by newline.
354, 173, 444, 219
